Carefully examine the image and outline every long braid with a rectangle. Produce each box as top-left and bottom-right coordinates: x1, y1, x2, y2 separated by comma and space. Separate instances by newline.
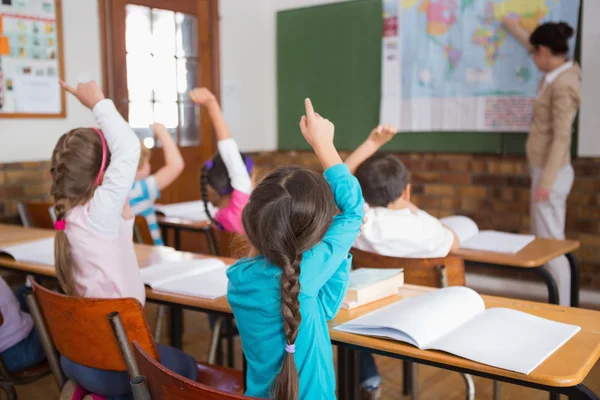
201, 164, 223, 230
271, 253, 302, 400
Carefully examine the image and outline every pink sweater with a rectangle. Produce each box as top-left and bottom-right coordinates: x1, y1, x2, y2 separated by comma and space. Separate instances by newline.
0, 278, 34, 352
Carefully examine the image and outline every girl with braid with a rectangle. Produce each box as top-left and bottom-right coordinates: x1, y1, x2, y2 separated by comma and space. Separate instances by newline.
189, 87, 253, 233
227, 99, 364, 400
51, 80, 198, 399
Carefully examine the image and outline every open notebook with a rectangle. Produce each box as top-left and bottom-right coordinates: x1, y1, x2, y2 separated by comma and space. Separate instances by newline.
440, 216, 535, 254
0, 238, 55, 266
336, 287, 580, 374
140, 258, 229, 299
154, 201, 217, 222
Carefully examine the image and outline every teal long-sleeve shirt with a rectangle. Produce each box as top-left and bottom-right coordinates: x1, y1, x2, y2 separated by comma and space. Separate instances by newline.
227, 164, 364, 399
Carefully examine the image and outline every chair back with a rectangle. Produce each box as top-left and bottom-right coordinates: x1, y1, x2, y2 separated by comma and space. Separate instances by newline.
208, 226, 248, 258
134, 216, 156, 245
18, 201, 55, 229
133, 341, 251, 400
31, 280, 158, 371
350, 248, 465, 288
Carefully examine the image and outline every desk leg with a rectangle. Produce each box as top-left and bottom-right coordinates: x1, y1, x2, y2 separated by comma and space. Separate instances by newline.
174, 227, 181, 251
337, 346, 360, 400
566, 384, 600, 400
169, 305, 183, 349
533, 267, 559, 305
226, 317, 235, 368
566, 252, 580, 307
242, 355, 247, 392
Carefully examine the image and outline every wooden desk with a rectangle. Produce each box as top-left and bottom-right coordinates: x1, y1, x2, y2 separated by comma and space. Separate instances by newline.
1, 225, 599, 400
452, 238, 581, 307
157, 216, 213, 252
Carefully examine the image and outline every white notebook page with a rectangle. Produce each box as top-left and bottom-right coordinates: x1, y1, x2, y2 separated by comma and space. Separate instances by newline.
336, 287, 484, 348
155, 267, 229, 299
155, 201, 217, 221
140, 259, 226, 287
440, 216, 479, 243
0, 238, 55, 266
462, 231, 535, 254
428, 307, 581, 374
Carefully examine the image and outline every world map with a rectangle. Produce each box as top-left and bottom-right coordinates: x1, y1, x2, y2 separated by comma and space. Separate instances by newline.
399, 0, 580, 99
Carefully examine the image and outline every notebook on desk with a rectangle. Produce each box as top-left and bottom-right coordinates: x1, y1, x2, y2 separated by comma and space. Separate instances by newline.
155, 201, 218, 222
0, 238, 55, 266
336, 286, 580, 374
440, 216, 535, 254
140, 258, 229, 299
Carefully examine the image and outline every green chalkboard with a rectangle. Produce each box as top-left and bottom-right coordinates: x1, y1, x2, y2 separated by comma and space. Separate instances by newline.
276, 0, 581, 154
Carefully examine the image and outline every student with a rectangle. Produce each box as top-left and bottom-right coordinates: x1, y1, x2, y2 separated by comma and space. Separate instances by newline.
345, 125, 460, 399
503, 19, 581, 306
227, 99, 364, 400
189, 87, 253, 233
0, 279, 45, 373
129, 123, 184, 246
52, 79, 198, 399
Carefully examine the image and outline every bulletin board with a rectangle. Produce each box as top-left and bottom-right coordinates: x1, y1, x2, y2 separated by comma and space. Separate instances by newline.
0, 0, 65, 118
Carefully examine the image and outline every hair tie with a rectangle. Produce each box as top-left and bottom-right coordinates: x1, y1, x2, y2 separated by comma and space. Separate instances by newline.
55, 220, 66, 231
285, 343, 295, 354
91, 127, 107, 185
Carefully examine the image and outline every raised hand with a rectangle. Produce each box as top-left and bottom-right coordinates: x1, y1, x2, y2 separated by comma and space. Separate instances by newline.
59, 80, 105, 110
368, 124, 398, 147
151, 123, 170, 139
299, 98, 335, 150
189, 87, 218, 107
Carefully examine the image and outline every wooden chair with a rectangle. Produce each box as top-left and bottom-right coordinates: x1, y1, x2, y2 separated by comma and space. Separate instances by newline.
134, 216, 156, 246
350, 248, 474, 400
0, 311, 51, 400
18, 201, 55, 229
207, 225, 249, 259
133, 341, 250, 399
29, 280, 243, 396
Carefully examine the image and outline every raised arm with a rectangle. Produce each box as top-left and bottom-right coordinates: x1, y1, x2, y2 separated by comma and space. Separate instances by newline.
59, 80, 140, 236
345, 125, 397, 174
298, 99, 365, 296
190, 88, 252, 194
503, 17, 534, 53
151, 123, 185, 191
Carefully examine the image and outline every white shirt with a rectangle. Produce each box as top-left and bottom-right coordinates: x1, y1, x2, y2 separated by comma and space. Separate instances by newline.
354, 207, 455, 258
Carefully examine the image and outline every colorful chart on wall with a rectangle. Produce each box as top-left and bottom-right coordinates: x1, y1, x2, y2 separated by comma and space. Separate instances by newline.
0, 0, 64, 117
380, 0, 581, 132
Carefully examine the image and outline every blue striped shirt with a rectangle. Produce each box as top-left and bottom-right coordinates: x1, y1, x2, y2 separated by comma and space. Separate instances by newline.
129, 176, 163, 246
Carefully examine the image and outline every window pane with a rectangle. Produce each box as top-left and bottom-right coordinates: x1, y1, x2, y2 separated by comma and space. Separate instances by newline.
152, 9, 176, 56
176, 13, 197, 57
126, 5, 151, 54
154, 102, 179, 131
177, 59, 198, 98
180, 102, 200, 146
153, 57, 177, 102
129, 102, 154, 140
127, 54, 153, 101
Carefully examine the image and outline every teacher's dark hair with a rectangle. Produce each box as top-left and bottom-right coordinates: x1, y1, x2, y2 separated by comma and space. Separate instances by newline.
529, 22, 574, 55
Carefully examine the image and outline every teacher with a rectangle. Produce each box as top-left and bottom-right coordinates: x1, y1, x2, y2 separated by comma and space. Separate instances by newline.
503, 19, 581, 306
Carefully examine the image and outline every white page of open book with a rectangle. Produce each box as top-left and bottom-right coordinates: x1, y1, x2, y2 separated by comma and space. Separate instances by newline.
0, 238, 55, 266
141, 259, 228, 299
335, 287, 484, 348
439, 216, 479, 243
462, 231, 535, 254
427, 308, 581, 374
154, 201, 217, 221
349, 268, 403, 290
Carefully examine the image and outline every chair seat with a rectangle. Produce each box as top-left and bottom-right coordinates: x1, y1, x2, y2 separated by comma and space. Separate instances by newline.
196, 362, 243, 394
12, 361, 51, 381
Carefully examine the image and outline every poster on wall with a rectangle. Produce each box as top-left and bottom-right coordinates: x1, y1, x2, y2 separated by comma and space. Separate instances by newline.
0, 0, 63, 115
380, 0, 581, 132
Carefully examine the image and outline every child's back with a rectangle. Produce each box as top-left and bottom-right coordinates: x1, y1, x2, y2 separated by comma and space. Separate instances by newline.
228, 100, 364, 400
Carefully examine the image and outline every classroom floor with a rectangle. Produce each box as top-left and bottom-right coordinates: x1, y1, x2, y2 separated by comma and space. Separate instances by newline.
14, 303, 600, 400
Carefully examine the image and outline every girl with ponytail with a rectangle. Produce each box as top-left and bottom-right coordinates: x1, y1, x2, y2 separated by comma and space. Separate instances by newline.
190, 88, 253, 233
227, 99, 364, 399
51, 80, 198, 398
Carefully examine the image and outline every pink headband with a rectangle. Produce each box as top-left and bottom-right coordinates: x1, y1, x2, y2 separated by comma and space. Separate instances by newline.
91, 127, 108, 185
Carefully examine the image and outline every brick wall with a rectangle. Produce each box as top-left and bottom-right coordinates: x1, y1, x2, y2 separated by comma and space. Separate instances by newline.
250, 151, 600, 291
0, 161, 52, 224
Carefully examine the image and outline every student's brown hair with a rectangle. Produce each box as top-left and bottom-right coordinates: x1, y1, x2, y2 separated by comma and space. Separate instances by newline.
138, 140, 151, 170
241, 165, 336, 400
50, 128, 112, 295
355, 152, 410, 207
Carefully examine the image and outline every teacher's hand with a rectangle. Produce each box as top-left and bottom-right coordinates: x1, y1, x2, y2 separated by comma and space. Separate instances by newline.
534, 187, 550, 203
